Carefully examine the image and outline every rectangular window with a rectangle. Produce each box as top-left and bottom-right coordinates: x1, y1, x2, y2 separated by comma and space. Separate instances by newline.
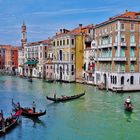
121, 24, 125, 30
71, 39, 74, 45
121, 34, 125, 42
71, 54, 74, 61
67, 39, 69, 45
120, 64, 125, 72
130, 48, 135, 57
120, 48, 125, 57
130, 34, 135, 43
110, 36, 112, 44
130, 63, 135, 72
131, 23, 135, 30
115, 34, 118, 43
63, 40, 65, 46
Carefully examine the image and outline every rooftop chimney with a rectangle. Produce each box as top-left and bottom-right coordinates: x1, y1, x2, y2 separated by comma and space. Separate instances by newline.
60, 29, 62, 33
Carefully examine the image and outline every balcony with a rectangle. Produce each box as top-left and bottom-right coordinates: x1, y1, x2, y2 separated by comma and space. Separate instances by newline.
120, 42, 126, 47
113, 42, 118, 47
130, 42, 136, 47
113, 57, 127, 61
98, 57, 112, 61
94, 58, 98, 61
130, 57, 136, 61
98, 44, 112, 49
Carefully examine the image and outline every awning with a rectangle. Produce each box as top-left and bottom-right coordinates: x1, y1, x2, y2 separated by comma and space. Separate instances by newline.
24, 60, 38, 65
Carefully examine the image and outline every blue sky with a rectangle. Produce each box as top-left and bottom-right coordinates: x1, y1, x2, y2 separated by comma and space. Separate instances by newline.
0, 0, 140, 46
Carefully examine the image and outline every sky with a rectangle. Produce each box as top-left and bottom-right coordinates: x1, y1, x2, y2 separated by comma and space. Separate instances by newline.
0, 0, 140, 46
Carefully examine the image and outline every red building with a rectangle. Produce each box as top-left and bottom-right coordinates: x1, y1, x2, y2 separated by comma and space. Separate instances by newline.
0, 45, 18, 71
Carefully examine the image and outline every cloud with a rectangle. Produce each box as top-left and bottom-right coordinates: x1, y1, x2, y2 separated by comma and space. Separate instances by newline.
24, 6, 115, 17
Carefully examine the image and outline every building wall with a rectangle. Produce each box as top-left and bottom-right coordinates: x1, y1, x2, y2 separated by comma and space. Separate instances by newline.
75, 35, 84, 81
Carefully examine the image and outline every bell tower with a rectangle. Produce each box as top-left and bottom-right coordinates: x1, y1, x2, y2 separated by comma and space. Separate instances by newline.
21, 21, 27, 48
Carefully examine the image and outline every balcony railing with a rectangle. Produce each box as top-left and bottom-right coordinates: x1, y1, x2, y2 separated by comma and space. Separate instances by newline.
113, 57, 127, 61
130, 42, 136, 47
98, 57, 112, 61
130, 57, 136, 61
120, 42, 126, 47
98, 44, 112, 49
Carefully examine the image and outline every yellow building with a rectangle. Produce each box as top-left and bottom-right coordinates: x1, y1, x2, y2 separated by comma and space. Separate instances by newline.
52, 24, 94, 82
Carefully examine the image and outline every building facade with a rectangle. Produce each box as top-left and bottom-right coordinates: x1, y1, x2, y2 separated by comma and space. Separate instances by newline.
83, 40, 95, 84
93, 11, 140, 91
24, 40, 50, 78
0, 45, 18, 73
52, 24, 94, 82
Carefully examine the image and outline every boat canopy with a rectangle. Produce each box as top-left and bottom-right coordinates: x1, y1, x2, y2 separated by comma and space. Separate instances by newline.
24, 60, 38, 65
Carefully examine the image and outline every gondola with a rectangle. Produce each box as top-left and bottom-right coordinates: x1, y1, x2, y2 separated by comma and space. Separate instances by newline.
28, 78, 32, 82
12, 100, 46, 118
0, 111, 21, 136
20, 108, 46, 118
46, 92, 85, 102
124, 103, 133, 112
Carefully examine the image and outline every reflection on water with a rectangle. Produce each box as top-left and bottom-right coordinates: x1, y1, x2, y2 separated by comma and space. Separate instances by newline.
0, 76, 140, 140
124, 110, 132, 122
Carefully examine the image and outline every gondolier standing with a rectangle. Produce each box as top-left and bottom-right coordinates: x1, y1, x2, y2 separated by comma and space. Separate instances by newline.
32, 101, 36, 113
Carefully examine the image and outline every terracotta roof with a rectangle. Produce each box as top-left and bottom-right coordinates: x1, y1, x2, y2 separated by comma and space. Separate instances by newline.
54, 24, 94, 37
27, 39, 52, 46
96, 11, 140, 28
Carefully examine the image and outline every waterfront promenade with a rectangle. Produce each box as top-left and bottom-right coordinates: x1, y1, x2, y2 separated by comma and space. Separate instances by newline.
0, 76, 140, 140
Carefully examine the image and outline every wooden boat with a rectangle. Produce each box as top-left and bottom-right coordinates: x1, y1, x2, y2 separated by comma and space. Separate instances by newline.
46, 92, 85, 102
124, 103, 133, 112
44, 79, 54, 83
12, 99, 46, 118
0, 112, 20, 136
20, 108, 46, 118
28, 78, 32, 82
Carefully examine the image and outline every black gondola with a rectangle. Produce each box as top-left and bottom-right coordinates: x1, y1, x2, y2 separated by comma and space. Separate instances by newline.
21, 108, 46, 118
124, 103, 133, 112
28, 78, 32, 82
0, 113, 20, 136
12, 99, 46, 118
46, 92, 85, 102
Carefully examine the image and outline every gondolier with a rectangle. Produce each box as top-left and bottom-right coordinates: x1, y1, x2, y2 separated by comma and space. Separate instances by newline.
32, 101, 36, 113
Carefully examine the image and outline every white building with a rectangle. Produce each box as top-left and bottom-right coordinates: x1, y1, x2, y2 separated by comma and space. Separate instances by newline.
83, 40, 95, 84
24, 40, 50, 78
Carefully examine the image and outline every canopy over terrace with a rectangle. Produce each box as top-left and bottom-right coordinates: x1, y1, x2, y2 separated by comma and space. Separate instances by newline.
24, 60, 38, 65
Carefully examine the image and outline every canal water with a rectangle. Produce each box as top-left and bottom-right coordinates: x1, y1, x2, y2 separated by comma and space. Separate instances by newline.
0, 76, 140, 140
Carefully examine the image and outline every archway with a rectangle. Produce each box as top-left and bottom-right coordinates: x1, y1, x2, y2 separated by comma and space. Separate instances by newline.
60, 66, 62, 80
104, 73, 107, 88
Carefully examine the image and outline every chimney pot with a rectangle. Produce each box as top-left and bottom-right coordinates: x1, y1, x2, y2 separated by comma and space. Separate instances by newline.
79, 24, 82, 27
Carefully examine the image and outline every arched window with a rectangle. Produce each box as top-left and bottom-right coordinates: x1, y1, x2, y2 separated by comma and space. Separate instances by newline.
114, 76, 117, 84
111, 76, 112, 83
130, 76, 134, 85
121, 76, 124, 85
113, 76, 114, 84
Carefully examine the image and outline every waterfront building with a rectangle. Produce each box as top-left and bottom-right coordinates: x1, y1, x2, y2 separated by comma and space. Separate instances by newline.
24, 40, 50, 78
43, 40, 54, 80
0, 45, 18, 73
0, 47, 6, 70
83, 40, 95, 84
52, 24, 94, 82
93, 11, 140, 91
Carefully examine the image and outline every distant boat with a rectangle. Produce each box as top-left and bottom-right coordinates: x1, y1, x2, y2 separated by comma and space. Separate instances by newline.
124, 102, 133, 112
46, 92, 85, 102
44, 79, 54, 83
28, 77, 32, 82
